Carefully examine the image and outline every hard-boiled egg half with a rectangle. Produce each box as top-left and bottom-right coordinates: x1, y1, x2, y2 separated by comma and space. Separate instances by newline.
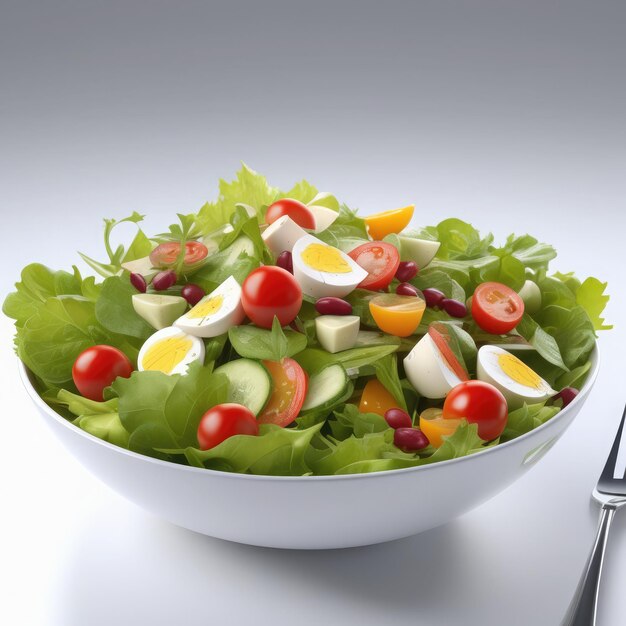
174, 275, 245, 338
138, 326, 205, 375
477, 345, 555, 407
292, 234, 368, 298
403, 332, 468, 399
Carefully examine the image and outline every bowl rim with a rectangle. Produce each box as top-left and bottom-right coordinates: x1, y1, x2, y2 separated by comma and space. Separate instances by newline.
18, 345, 599, 482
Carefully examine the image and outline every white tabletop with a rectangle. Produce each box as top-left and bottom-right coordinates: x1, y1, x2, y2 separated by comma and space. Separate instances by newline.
1, 2, 626, 624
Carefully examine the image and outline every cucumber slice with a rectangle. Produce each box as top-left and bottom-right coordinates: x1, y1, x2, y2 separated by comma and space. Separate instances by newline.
301, 363, 351, 412
221, 236, 255, 266
214, 359, 271, 415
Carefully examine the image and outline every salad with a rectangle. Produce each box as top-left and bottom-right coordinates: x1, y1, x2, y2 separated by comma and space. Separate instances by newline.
4, 165, 612, 476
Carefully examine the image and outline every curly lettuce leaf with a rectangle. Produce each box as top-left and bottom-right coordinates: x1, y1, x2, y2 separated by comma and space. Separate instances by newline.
500, 403, 560, 442
3, 263, 91, 327
194, 164, 278, 233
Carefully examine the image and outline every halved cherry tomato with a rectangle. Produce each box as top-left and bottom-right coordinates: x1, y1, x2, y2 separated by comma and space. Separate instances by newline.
149, 241, 209, 269
364, 205, 414, 240
369, 293, 425, 337
197, 403, 259, 450
72, 345, 133, 401
428, 324, 470, 381
359, 379, 399, 416
472, 282, 525, 334
265, 198, 316, 229
419, 407, 461, 448
348, 241, 400, 290
442, 380, 508, 441
258, 358, 308, 427
241, 266, 303, 328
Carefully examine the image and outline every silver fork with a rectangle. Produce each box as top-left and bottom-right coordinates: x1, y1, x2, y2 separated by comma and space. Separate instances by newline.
562, 405, 626, 625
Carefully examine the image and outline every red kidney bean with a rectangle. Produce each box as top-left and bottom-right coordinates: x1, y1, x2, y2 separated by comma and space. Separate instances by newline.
315, 297, 353, 316
181, 283, 206, 306
422, 288, 445, 308
152, 270, 177, 291
553, 387, 579, 408
130, 272, 147, 293
394, 428, 430, 452
276, 250, 293, 274
395, 261, 418, 282
396, 282, 418, 297
384, 408, 412, 429
442, 298, 467, 318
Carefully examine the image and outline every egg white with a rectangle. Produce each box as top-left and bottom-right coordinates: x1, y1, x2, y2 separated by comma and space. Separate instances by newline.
138, 326, 205, 375
174, 275, 245, 338
403, 333, 463, 399
477, 345, 555, 407
292, 234, 368, 298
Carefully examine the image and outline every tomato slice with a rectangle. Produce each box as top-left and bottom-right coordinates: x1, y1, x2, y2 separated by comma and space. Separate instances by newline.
369, 293, 425, 337
359, 379, 399, 416
364, 205, 414, 240
257, 358, 308, 427
348, 241, 400, 290
428, 324, 470, 381
419, 408, 462, 448
471, 282, 525, 334
149, 241, 209, 269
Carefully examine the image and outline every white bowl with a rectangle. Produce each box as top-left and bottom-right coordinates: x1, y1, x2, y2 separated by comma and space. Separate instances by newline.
19, 349, 598, 550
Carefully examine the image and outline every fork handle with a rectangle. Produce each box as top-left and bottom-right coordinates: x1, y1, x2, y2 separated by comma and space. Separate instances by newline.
562, 503, 617, 626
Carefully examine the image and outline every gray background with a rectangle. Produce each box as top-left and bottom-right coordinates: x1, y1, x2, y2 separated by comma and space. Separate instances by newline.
1, 2, 625, 625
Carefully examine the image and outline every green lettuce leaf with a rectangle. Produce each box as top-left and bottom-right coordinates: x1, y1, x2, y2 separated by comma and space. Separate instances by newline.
228, 317, 307, 361
16, 295, 138, 385
194, 164, 279, 233
79, 212, 150, 278
95, 276, 154, 341
168, 423, 323, 475
111, 363, 229, 457
500, 403, 560, 442
3, 264, 87, 327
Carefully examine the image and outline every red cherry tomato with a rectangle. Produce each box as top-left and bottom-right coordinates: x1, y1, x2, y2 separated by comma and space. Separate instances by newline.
348, 241, 400, 290
442, 380, 508, 441
265, 198, 316, 229
241, 266, 302, 328
471, 282, 525, 334
72, 345, 134, 401
258, 358, 308, 427
149, 241, 208, 269
197, 403, 259, 450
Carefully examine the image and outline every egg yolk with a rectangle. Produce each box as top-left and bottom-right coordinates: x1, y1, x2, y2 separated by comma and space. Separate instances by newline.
497, 353, 543, 389
142, 337, 193, 374
301, 243, 352, 273
187, 295, 224, 319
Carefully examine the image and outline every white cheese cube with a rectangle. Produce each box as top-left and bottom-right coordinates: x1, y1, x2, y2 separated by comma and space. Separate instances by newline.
262, 215, 308, 255
315, 315, 360, 353
132, 294, 188, 330
398, 236, 441, 269
309, 205, 339, 233
121, 256, 159, 280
